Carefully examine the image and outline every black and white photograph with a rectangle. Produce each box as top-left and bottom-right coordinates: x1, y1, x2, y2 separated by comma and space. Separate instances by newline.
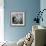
11, 12, 25, 26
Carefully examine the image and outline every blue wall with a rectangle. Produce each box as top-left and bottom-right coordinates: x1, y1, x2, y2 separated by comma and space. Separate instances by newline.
4, 0, 40, 42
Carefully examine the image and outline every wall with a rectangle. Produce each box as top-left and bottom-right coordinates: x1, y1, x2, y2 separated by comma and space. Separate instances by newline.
40, 0, 46, 27
4, 0, 40, 42
0, 0, 4, 42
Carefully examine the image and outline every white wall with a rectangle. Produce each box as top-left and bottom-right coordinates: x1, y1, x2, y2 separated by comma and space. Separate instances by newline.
40, 0, 46, 9
40, 0, 46, 27
0, 0, 4, 42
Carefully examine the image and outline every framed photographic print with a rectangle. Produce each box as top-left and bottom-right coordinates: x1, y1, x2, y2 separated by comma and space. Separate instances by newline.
10, 11, 25, 26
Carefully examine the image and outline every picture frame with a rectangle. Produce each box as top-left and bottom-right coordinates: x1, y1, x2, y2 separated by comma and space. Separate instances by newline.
10, 11, 25, 26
